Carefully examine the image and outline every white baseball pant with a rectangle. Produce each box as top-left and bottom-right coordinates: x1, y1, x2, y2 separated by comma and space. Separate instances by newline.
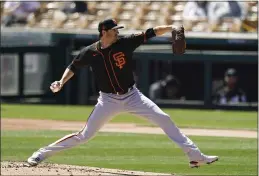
34, 86, 203, 160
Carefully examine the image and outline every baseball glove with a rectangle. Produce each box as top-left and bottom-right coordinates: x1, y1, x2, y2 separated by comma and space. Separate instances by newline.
172, 26, 186, 55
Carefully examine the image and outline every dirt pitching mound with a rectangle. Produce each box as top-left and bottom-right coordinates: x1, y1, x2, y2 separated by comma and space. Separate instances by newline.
1, 161, 174, 176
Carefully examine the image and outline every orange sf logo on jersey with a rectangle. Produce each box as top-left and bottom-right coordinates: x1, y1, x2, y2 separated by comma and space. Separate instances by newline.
113, 52, 126, 69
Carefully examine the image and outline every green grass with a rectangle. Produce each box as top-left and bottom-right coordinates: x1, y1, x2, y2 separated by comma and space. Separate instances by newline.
1, 130, 257, 175
1, 104, 257, 130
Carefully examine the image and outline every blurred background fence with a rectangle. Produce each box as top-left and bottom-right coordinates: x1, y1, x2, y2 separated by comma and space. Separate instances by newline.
1, 1, 258, 111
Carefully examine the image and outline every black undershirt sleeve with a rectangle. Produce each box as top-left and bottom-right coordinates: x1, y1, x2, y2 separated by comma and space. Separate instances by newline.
145, 28, 156, 40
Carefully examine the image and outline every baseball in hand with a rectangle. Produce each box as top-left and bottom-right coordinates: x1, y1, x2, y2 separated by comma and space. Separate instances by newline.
50, 81, 61, 93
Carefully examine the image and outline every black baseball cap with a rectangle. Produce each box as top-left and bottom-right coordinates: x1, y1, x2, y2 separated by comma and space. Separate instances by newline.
225, 68, 237, 77
98, 19, 124, 32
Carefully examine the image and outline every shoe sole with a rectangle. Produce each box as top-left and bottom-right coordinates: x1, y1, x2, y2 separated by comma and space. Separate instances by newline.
27, 159, 40, 167
190, 158, 219, 168
24, 162, 37, 167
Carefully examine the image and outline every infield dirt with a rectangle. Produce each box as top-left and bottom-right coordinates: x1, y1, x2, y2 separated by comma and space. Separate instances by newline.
1, 161, 174, 176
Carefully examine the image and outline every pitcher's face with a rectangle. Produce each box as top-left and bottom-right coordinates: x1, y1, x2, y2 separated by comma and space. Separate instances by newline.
103, 28, 119, 42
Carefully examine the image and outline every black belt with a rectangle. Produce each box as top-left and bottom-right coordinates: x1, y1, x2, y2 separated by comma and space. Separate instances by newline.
115, 85, 134, 95
103, 85, 134, 95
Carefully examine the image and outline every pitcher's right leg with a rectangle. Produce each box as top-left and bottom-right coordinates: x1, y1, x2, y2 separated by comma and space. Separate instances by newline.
124, 89, 218, 168
27, 96, 122, 166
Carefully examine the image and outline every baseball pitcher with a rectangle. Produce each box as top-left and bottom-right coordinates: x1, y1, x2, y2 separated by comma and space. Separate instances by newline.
27, 19, 218, 168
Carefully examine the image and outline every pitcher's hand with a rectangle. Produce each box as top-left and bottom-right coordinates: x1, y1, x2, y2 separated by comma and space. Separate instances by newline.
50, 81, 63, 93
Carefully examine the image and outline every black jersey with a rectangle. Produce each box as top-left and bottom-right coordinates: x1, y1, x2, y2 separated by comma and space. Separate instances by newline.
68, 28, 156, 94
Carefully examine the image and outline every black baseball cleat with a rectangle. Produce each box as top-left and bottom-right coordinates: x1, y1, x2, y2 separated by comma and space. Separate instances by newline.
189, 155, 219, 168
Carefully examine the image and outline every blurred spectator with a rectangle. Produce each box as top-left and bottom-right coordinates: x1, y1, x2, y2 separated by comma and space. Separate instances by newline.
208, 1, 248, 32
208, 1, 247, 21
213, 68, 247, 105
183, 1, 208, 18
149, 75, 184, 100
2, 1, 40, 27
61, 1, 88, 14
182, 1, 209, 31
183, 1, 248, 32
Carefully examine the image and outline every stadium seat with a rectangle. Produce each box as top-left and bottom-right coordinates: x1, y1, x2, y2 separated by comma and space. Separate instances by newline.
88, 20, 99, 30
63, 12, 80, 29
96, 2, 111, 10
145, 11, 159, 21
142, 21, 157, 30
183, 17, 208, 32
174, 2, 186, 13
1, 1, 257, 33
119, 11, 135, 21
242, 16, 258, 32
130, 17, 144, 30
122, 2, 136, 11
149, 2, 161, 12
